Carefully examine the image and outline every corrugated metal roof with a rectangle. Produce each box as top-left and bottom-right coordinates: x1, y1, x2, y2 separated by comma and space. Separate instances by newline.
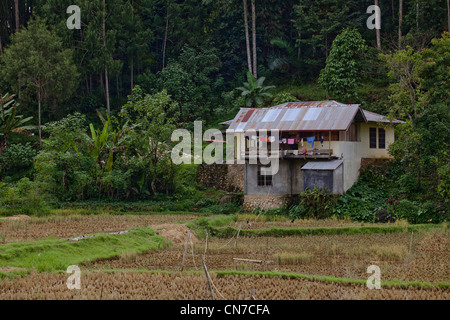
228, 101, 366, 132
270, 101, 356, 109
302, 160, 344, 171
363, 110, 404, 124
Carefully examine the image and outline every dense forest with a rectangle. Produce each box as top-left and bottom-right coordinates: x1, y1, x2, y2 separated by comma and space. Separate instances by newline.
0, 0, 448, 223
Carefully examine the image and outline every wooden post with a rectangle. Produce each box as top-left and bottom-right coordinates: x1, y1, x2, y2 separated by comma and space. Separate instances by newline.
180, 228, 192, 271
234, 223, 242, 249
204, 229, 209, 265
329, 131, 331, 158
202, 255, 215, 300
408, 231, 414, 255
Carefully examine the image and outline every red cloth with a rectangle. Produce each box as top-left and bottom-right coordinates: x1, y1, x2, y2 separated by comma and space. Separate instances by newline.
302, 148, 307, 155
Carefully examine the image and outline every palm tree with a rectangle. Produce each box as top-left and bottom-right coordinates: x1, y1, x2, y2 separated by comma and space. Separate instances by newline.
0, 93, 34, 155
236, 72, 275, 107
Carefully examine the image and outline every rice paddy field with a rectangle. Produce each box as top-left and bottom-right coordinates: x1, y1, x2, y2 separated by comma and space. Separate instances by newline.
0, 212, 449, 300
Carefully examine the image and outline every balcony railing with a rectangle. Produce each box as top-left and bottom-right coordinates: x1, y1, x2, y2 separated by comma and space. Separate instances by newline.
242, 148, 335, 159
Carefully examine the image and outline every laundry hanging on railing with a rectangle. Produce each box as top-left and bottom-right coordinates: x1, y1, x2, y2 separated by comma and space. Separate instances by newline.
306, 136, 315, 148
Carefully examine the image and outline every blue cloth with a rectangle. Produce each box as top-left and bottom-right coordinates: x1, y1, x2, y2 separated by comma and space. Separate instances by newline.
307, 136, 315, 148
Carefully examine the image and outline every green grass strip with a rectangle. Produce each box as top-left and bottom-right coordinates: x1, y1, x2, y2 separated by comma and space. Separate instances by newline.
208, 224, 440, 238
214, 270, 450, 289
0, 228, 169, 273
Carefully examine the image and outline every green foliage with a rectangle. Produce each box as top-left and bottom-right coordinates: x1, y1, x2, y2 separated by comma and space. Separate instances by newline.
209, 222, 437, 239
333, 166, 394, 222
294, 187, 338, 220
0, 18, 79, 117
293, 0, 360, 79
0, 143, 37, 180
271, 91, 298, 106
0, 227, 168, 272
380, 46, 426, 125
0, 178, 51, 216
394, 199, 447, 224
236, 72, 276, 107
318, 28, 367, 102
0, 93, 35, 152
157, 45, 223, 121
33, 88, 180, 201
420, 32, 450, 104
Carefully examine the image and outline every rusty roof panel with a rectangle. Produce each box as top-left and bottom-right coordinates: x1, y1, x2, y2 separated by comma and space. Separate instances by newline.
222, 103, 402, 128
228, 101, 368, 132
363, 110, 404, 124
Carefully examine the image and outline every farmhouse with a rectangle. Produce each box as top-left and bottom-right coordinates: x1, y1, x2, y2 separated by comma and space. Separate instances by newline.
222, 101, 404, 210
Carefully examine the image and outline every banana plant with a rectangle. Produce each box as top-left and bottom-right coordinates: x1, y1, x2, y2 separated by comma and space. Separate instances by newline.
0, 93, 35, 155
88, 111, 133, 173
236, 72, 276, 107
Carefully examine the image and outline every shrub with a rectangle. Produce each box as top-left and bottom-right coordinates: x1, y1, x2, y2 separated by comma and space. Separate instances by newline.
0, 143, 37, 180
0, 178, 51, 216
394, 199, 419, 224
272, 92, 297, 106
375, 209, 396, 223
294, 187, 338, 219
417, 201, 448, 224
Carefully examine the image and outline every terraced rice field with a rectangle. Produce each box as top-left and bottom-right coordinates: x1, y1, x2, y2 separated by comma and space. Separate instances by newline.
0, 213, 449, 300
1, 271, 448, 300
0, 213, 198, 243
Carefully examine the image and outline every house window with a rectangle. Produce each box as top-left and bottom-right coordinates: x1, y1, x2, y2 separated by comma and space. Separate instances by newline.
369, 128, 377, 149
378, 128, 386, 149
257, 166, 273, 187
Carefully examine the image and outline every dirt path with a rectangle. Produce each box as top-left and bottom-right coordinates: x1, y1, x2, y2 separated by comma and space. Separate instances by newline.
151, 224, 199, 246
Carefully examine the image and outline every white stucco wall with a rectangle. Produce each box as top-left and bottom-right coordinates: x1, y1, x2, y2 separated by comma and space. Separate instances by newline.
234, 123, 396, 193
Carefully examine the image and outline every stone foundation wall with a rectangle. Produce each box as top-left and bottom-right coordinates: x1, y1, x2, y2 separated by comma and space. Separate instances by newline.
197, 163, 244, 192
360, 158, 391, 171
243, 194, 290, 212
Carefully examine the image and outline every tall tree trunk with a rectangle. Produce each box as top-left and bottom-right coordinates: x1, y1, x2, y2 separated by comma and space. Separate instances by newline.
447, 0, 450, 32
14, 0, 19, 33
416, 0, 419, 32
131, 0, 134, 91
116, 76, 120, 98
162, 4, 169, 70
243, 0, 252, 75
375, 0, 382, 50
298, 32, 301, 60
100, 72, 104, 91
105, 67, 110, 115
103, 0, 110, 115
38, 88, 42, 147
399, 0, 403, 48
130, 57, 134, 91
392, 0, 395, 24
0, 136, 7, 156
0, 36, 2, 53
251, 0, 257, 79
